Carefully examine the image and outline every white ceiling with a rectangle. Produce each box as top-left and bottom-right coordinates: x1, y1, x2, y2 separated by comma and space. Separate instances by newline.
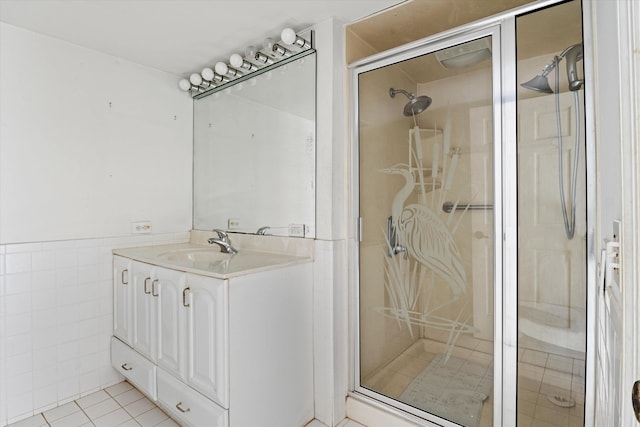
0, 0, 405, 76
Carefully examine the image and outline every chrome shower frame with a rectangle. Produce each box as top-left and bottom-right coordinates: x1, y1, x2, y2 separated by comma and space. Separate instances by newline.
347, 0, 597, 425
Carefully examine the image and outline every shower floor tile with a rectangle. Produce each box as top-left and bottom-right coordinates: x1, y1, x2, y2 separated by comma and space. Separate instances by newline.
361, 337, 585, 427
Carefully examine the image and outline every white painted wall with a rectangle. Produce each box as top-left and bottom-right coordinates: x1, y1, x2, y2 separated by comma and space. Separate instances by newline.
312, 17, 350, 427
0, 23, 193, 426
0, 23, 193, 244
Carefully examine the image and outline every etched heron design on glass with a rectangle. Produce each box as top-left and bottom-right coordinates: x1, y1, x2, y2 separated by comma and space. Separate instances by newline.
373, 113, 478, 361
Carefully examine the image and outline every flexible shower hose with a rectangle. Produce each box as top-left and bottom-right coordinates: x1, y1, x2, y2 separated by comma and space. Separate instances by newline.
554, 57, 580, 240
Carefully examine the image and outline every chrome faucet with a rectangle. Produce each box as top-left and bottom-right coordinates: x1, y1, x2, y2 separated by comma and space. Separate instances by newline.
208, 229, 238, 254
256, 226, 270, 235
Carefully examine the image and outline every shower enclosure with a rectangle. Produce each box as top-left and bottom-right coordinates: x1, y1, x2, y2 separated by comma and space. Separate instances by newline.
350, 1, 591, 426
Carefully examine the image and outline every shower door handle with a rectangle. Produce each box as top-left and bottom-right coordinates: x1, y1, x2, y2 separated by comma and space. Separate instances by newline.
633, 380, 640, 422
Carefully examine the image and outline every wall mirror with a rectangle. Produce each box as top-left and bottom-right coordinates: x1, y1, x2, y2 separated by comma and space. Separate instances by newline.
193, 52, 316, 238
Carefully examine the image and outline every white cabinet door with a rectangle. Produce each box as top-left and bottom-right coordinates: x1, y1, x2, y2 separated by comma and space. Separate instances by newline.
113, 256, 132, 344
156, 267, 188, 379
132, 262, 156, 360
185, 274, 228, 408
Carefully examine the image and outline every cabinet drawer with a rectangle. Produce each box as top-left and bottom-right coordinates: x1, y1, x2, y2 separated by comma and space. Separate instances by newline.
157, 368, 228, 427
111, 337, 157, 400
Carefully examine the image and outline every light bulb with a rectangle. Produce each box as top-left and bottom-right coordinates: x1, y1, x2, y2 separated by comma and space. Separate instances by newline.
229, 54, 244, 68
201, 67, 214, 81
189, 73, 202, 86
280, 28, 297, 45
263, 37, 275, 51
214, 62, 228, 76
245, 45, 257, 58
178, 79, 191, 91
280, 27, 310, 48
263, 37, 289, 56
230, 53, 257, 71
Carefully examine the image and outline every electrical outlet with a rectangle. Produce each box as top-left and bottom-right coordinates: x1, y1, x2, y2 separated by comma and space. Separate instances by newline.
288, 223, 305, 237
131, 221, 152, 234
228, 218, 240, 229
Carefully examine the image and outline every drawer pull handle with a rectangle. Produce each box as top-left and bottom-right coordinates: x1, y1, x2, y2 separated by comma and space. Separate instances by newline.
183, 287, 191, 307
121, 269, 128, 285
144, 277, 151, 294
121, 363, 133, 371
152, 279, 159, 297
176, 402, 191, 413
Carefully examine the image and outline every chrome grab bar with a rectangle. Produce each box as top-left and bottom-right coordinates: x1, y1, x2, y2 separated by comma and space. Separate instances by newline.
442, 201, 494, 213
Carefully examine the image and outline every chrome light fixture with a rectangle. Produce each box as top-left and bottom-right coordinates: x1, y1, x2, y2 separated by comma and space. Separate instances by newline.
178, 28, 313, 98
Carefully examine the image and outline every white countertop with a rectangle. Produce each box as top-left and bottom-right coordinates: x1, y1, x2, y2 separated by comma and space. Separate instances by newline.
113, 242, 312, 279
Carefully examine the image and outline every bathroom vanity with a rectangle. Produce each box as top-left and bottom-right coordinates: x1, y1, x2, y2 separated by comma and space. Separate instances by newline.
110, 236, 314, 427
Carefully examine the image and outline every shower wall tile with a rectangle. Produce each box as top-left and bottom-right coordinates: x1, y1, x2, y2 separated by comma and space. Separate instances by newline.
0, 232, 189, 426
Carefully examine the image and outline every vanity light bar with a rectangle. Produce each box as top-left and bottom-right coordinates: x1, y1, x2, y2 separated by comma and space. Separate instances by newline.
178, 28, 313, 98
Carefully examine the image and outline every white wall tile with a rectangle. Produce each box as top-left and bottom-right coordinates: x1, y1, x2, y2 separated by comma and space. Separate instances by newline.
30, 271, 56, 292
32, 327, 59, 351
55, 268, 78, 288
57, 378, 80, 403
31, 290, 57, 311
5, 243, 42, 254
6, 372, 32, 396
31, 252, 56, 272
7, 391, 33, 422
6, 334, 32, 357
33, 347, 57, 370
5, 253, 31, 275
33, 367, 57, 389
5, 313, 31, 337
33, 385, 57, 413
32, 308, 58, 330
5, 294, 31, 316
4, 273, 31, 296
77, 248, 100, 267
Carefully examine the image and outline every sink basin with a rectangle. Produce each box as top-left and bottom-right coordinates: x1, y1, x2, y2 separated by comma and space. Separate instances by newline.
157, 248, 232, 264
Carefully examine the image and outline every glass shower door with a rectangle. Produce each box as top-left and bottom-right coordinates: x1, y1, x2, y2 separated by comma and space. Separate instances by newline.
516, 2, 587, 425
356, 32, 498, 427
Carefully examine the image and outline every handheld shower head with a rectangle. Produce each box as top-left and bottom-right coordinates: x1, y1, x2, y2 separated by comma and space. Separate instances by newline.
389, 87, 432, 116
520, 43, 583, 93
563, 43, 583, 91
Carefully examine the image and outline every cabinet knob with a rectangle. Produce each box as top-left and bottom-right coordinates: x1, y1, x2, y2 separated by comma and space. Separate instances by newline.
121, 269, 128, 285
152, 279, 159, 297
176, 402, 191, 413
121, 363, 133, 371
144, 277, 151, 295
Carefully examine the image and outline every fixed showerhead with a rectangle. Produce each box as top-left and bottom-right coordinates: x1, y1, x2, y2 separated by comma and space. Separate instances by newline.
389, 87, 432, 116
521, 74, 554, 94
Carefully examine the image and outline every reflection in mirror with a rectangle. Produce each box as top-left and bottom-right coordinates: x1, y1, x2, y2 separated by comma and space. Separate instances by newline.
193, 53, 316, 238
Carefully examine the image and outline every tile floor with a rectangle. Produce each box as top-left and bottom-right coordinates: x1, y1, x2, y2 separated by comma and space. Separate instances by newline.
7, 381, 179, 427
8, 382, 346, 427
362, 337, 585, 427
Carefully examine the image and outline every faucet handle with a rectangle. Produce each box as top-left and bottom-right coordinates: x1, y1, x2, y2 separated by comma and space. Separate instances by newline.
213, 229, 230, 242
